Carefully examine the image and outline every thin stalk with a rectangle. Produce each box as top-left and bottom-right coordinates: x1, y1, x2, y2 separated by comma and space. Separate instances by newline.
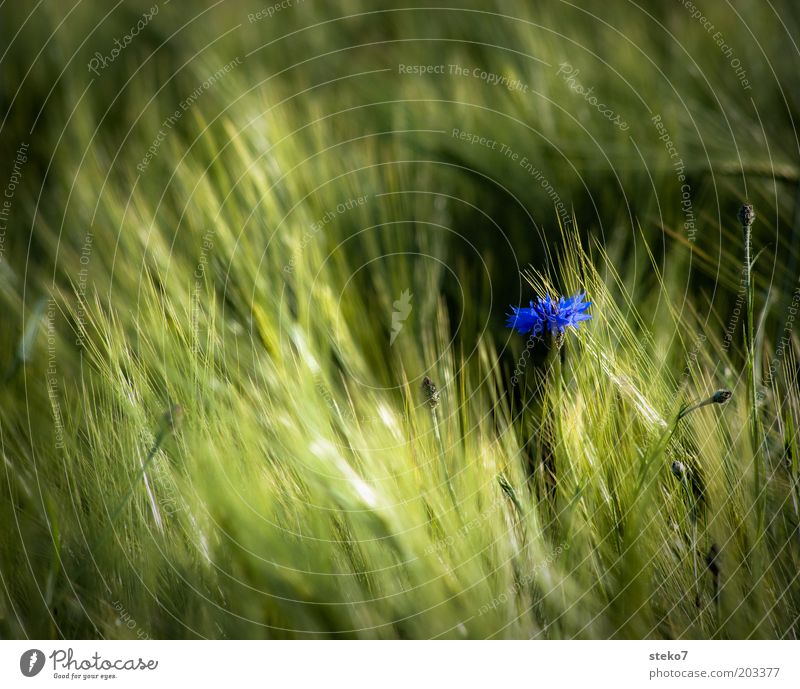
634, 420, 680, 500
671, 461, 702, 615
740, 205, 765, 534
432, 407, 465, 527
681, 476, 700, 610
430, 408, 447, 485
678, 390, 732, 420
538, 331, 563, 504
96, 406, 182, 547
692, 517, 700, 610
706, 544, 721, 629
107, 427, 168, 528
422, 377, 461, 519
138, 444, 164, 533
785, 409, 800, 550
636, 390, 730, 504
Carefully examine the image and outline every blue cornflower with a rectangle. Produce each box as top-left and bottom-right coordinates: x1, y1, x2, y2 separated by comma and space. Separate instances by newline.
506, 292, 592, 337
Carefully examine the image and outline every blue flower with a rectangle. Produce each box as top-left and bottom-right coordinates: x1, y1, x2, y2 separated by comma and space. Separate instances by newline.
506, 292, 592, 336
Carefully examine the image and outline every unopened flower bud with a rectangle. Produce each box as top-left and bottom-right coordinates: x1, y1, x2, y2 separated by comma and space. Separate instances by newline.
422, 376, 440, 410
738, 203, 755, 228
671, 460, 687, 480
711, 389, 732, 405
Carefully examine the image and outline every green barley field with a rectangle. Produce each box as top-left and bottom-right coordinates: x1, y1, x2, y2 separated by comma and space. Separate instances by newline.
1, 0, 799, 639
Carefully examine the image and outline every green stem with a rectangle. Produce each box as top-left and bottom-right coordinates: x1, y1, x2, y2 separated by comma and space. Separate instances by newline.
743, 221, 765, 535
539, 334, 562, 503
680, 476, 701, 610
105, 428, 167, 532
634, 420, 679, 500
432, 407, 460, 517
96, 406, 182, 547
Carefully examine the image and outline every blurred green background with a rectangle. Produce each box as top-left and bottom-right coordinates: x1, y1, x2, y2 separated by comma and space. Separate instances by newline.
3, 0, 799, 322
1, 0, 799, 639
